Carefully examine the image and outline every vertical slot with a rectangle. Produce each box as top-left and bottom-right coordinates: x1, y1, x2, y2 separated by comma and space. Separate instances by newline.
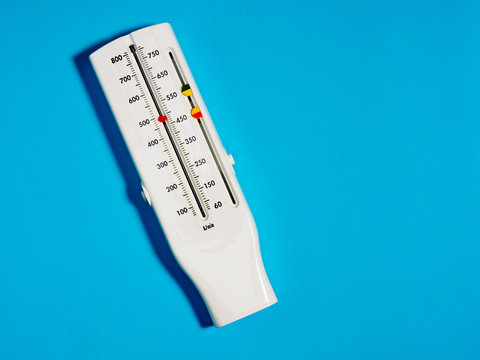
129, 44, 207, 219
169, 50, 238, 206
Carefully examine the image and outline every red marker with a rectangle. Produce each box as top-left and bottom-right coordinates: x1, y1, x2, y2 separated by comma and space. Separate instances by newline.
191, 107, 202, 119
158, 115, 167, 123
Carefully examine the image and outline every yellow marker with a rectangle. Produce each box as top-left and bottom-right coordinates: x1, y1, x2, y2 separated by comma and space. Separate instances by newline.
181, 84, 193, 96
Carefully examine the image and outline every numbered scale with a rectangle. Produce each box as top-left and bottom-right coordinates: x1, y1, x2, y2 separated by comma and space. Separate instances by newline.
90, 23, 276, 327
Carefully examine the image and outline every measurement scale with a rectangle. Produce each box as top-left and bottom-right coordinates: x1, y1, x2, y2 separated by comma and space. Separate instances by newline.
90, 23, 277, 327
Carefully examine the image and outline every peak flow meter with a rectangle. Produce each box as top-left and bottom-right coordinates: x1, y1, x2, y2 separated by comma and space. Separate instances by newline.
90, 23, 277, 327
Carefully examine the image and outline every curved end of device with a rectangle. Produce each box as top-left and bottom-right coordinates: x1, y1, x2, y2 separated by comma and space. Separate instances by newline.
212, 289, 278, 328
172, 220, 278, 328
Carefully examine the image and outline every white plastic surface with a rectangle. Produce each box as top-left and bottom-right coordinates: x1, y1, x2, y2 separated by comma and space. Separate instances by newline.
90, 23, 277, 327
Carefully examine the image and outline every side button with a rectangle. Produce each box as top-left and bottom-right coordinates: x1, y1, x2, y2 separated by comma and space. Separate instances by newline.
228, 154, 235, 165
227, 154, 235, 174
141, 183, 152, 207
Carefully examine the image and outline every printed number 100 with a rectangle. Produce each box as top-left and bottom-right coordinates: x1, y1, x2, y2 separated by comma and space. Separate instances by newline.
177, 207, 188, 216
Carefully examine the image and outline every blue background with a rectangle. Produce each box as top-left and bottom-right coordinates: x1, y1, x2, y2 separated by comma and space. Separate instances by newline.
1, 0, 479, 359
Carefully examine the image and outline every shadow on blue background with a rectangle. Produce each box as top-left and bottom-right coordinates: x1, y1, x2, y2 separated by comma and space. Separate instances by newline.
73, 28, 213, 328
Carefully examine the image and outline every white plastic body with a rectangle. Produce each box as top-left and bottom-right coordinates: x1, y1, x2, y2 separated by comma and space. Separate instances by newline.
90, 23, 277, 327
